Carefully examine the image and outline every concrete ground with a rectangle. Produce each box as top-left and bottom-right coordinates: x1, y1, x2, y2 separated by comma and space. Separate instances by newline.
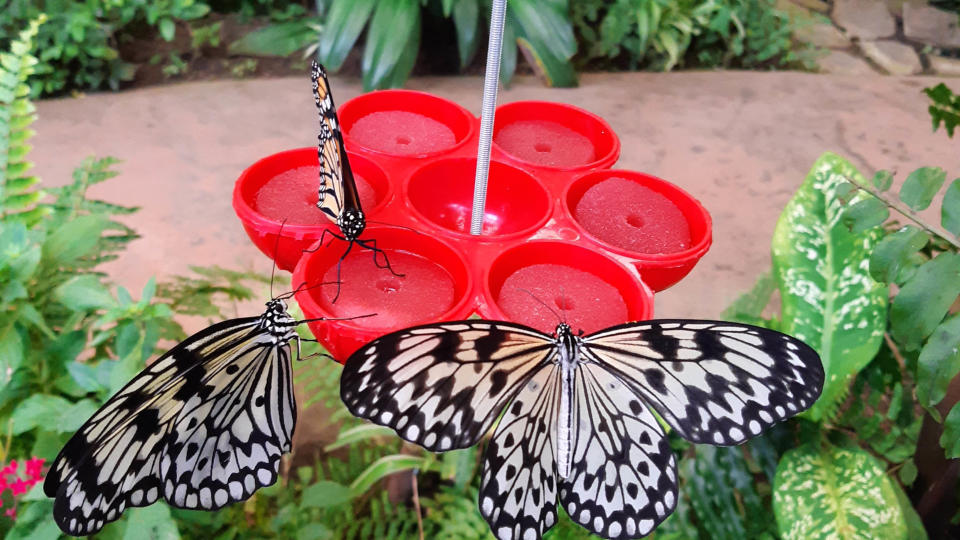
31, 71, 960, 328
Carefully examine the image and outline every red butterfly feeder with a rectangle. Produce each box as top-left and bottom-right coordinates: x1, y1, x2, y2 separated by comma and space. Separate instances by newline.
233, 92, 713, 361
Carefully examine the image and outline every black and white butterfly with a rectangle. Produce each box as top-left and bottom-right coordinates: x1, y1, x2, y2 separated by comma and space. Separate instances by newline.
44, 290, 352, 536
308, 61, 402, 301
340, 319, 823, 540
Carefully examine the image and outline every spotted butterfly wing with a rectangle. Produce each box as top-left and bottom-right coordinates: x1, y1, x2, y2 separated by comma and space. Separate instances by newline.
311, 61, 362, 227
44, 299, 301, 536
341, 319, 823, 540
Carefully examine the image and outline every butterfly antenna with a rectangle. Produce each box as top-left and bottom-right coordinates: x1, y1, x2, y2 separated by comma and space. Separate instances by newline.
364, 220, 424, 236
517, 288, 563, 325
297, 312, 377, 325
270, 219, 288, 300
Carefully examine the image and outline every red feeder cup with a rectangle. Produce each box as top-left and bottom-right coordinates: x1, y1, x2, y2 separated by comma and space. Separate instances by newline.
484, 241, 653, 335
232, 147, 390, 272
338, 90, 476, 158
565, 170, 712, 292
492, 101, 620, 172
293, 226, 474, 361
406, 158, 552, 239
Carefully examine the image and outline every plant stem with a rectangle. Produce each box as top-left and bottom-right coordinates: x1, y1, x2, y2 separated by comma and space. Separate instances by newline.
850, 180, 960, 250
412, 471, 424, 540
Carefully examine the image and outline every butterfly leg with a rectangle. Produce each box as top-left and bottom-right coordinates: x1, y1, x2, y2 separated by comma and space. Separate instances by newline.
302, 228, 345, 254
329, 241, 354, 304
358, 238, 405, 278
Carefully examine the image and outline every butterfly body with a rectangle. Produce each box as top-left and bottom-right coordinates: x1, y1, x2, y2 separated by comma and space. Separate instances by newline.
45, 298, 304, 536
341, 319, 823, 540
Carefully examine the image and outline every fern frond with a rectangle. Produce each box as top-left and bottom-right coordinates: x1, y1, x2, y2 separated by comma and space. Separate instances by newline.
0, 15, 47, 225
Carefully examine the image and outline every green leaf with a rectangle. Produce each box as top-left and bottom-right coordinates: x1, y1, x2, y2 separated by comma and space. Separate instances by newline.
378, 12, 420, 89
773, 443, 907, 539
229, 21, 318, 57
300, 480, 353, 509
772, 153, 888, 421
899, 167, 946, 211
499, 18, 517, 87
872, 170, 894, 191
10, 394, 96, 435
511, 0, 578, 87
890, 252, 960, 350
942, 402, 960, 458
124, 503, 181, 540
296, 523, 332, 540
0, 327, 23, 383
325, 424, 396, 451
720, 270, 776, 327
362, 0, 421, 90
5, 499, 61, 540
317, 0, 376, 71
842, 197, 889, 233
942, 178, 960, 237
42, 214, 109, 264
55, 274, 115, 311
159, 18, 176, 42
452, 0, 479, 70
898, 458, 918, 486
349, 455, 431, 496
869, 226, 929, 284
892, 479, 928, 540
916, 313, 960, 407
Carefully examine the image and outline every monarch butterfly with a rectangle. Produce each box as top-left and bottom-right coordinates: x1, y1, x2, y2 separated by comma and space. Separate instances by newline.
44, 285, 365, 536
309, 61, 402, 302
340, 319, 823, 540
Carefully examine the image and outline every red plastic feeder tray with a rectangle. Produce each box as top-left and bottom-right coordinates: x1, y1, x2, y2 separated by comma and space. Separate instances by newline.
233, 92, 712, 361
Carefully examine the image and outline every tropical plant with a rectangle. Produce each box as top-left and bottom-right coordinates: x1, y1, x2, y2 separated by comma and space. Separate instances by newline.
314, 0, 577, 91
0, 0, 211, 96
571, 0, 807, 71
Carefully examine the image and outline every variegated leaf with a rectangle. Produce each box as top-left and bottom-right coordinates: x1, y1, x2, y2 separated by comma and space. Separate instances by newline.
772, 153, 888, 420
773, 444, 906, 540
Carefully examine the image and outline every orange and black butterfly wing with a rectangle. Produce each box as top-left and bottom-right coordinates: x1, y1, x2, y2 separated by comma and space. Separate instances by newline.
311, 61, 362, 223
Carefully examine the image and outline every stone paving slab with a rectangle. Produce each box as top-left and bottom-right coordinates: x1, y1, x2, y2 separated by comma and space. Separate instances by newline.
31, 72, 960, 329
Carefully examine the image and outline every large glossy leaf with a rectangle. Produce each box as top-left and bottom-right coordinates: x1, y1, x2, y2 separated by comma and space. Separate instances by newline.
316, 0, 376, 71
377, 11, 420, 89
774, 444, 906, 540
720, 270, 776, 328
772, 153, 888, 420
362, 0, 421, 90
228, 21, 318, 57
452, 0, 479, 70
510, 0, 578, 87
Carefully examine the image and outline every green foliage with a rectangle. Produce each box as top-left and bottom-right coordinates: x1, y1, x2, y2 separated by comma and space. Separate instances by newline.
924, 82, 960, 138
0, 0, 210, 96
571, 0, 806, 72
316, 0, 578, 90
773, 444, 907, 539
710, 152, 960, 539
772, 153, 888, 421
0, 16, 46, 226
